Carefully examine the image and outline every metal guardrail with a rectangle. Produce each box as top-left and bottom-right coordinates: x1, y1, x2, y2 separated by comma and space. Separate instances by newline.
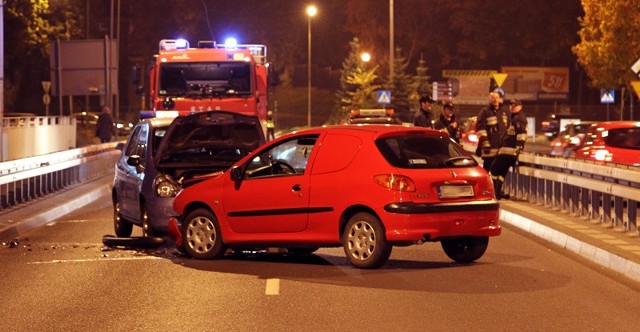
505, 152, 640, 235
0, 143, 119, 210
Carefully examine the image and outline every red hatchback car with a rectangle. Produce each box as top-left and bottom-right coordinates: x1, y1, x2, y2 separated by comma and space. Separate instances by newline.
170, 125, 501, 268
574, 121, 640, 166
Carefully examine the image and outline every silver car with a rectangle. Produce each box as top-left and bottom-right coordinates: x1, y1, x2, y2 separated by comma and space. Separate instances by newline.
112, 111, 266, 237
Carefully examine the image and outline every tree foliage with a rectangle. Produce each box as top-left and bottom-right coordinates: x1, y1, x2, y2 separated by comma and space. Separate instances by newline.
573, 0, 640, 89
332, 37, 380, 123
384, 47, 414, 121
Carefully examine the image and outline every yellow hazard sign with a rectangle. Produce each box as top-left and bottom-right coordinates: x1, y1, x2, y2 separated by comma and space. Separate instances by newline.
631, 81, 640, 99
491, 73, 508, 88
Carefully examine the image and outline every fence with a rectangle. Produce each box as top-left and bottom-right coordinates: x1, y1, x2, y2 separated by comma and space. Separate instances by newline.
505, 152, 640, 235
0, 143, 119, 210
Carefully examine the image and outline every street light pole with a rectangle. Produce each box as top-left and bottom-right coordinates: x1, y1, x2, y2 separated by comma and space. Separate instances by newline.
306, 5, 317, 128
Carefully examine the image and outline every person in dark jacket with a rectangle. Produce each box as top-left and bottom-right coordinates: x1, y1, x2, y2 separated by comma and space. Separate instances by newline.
414, 95, 435, 128
434, 101, 459, 142
96, 106, 114, 143
476, 88, 510, 171
490, 99, 528, 200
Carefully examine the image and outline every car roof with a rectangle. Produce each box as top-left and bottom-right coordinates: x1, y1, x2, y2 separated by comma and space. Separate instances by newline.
286, 124, 445, 139
142, 116, 175, 128
590, 121, 640, 130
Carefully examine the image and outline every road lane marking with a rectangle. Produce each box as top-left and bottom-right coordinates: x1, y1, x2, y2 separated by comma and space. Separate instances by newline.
265, 278, 280, 295
27, 256, 164, 264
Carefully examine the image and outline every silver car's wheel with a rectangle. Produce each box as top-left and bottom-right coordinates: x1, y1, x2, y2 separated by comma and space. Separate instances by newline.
182, 208, 225, 260
140, 204, 154, 237
342, 212, 392, 269
113, 201, 133, 237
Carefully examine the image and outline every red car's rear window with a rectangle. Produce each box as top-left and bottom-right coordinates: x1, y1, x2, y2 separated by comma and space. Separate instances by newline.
605, 127, 640, 150
375, 134, 476, 169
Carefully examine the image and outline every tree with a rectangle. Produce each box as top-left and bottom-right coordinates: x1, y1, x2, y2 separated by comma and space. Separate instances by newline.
4, 0, 84, 113
411, 54, 431, 115
573, 0, 640, 89
385, 47, 414, 121
332, 37, 380, 123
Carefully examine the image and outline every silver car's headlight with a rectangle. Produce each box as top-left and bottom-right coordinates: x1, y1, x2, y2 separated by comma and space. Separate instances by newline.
154, 175, 180, 198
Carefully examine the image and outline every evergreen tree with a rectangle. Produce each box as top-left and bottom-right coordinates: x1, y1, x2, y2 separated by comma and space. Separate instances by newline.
411, 54, 431, 115
331, 37, 380, 123
385, 47, 414, 122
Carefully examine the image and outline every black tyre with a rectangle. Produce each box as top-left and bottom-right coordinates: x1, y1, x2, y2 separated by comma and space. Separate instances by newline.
113, 201, 133, 237
341, 212, 392, 269
287, 247, 319, 255
102, 235, 165, 248
441, 236, 489, 263
182, 208, 226, 260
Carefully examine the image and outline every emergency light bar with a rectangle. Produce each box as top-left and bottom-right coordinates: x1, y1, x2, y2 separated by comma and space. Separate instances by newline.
159, 39, 190, 51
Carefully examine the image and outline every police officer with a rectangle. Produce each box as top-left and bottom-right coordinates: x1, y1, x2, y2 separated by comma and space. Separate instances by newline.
490, 99, 527, 200
414, 95, 435, 128
434, 101, 459, 142
476, 88, 509, 171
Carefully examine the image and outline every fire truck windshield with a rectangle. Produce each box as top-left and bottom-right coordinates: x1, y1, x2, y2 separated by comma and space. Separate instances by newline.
159, 62, 252, 97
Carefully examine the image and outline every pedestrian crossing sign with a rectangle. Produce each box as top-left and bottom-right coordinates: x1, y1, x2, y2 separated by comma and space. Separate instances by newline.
377, 90, 391, 104
600, 89, 615, 104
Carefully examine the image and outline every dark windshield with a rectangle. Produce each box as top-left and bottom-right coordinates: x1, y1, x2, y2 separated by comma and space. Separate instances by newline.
159, 62, 251, 97
376, 134, 476, 169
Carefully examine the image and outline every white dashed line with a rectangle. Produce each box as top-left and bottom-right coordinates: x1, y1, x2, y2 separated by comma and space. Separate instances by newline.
265, 278, 280, 295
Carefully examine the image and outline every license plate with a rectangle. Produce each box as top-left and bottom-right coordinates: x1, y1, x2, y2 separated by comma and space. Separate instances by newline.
438, 185, 474, 198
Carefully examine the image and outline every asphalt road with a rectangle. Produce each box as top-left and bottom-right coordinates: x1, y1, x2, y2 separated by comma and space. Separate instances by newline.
1, 199, 639, 331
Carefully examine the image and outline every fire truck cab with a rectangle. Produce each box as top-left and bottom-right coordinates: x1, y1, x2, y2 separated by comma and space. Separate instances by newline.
142, 39, 269, 122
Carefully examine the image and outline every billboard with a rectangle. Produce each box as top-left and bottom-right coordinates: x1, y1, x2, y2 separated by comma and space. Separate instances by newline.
501, 66, 569, 101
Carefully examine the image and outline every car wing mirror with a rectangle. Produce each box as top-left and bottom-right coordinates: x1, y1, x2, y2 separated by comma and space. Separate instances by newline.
115, 142, 125, 151
229, 166, 243, 181
126, 155, 145, 173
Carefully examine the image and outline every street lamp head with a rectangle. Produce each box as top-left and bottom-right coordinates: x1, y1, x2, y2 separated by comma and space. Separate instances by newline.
307, 5, 317, 17
361, 52, 371, 63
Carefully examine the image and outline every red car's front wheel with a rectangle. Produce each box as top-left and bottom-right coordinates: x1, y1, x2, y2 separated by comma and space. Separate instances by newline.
182, 208, 226, 260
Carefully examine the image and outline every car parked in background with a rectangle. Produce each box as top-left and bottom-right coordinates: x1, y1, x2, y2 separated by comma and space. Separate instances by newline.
169, 125, 501, 269
573, 121, 640, 166
347, 108, 403, 125
112, 111, 266, 237
459, 116, 478, 153
549, 121, 595, 157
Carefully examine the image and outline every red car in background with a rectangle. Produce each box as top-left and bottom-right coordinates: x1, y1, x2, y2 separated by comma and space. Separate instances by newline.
549, 121, 596, 157
169, 125, 501, 269
459, 116, 479, 153
574, 121, 640, 166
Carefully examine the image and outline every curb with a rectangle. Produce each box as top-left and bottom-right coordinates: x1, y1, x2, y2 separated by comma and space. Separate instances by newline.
500, 209, 640, 283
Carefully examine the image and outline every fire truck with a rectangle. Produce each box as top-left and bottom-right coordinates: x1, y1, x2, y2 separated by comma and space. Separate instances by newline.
139, 39, 269, 122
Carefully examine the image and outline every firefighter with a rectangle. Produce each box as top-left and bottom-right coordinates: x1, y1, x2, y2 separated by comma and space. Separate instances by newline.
266, 110, 276, 141
490, 99, 528, 200
476, 88, 510, 171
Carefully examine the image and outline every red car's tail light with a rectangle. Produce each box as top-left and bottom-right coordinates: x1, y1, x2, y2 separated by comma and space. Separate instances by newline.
373, 174, 416, 192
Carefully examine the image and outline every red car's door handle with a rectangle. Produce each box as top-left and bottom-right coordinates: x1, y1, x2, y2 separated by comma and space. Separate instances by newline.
292, 184, 302, 191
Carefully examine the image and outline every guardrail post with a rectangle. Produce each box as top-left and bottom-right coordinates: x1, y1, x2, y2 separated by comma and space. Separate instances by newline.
628, 200, 638, 234
603, 193, 612, 224
614, 197, 624, 229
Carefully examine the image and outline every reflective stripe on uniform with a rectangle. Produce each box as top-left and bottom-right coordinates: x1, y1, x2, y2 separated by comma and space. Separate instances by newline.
477, 129, 487, 137
486, 116, 498, 126
498, 147, 517, 155
517, 133, 528, 141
